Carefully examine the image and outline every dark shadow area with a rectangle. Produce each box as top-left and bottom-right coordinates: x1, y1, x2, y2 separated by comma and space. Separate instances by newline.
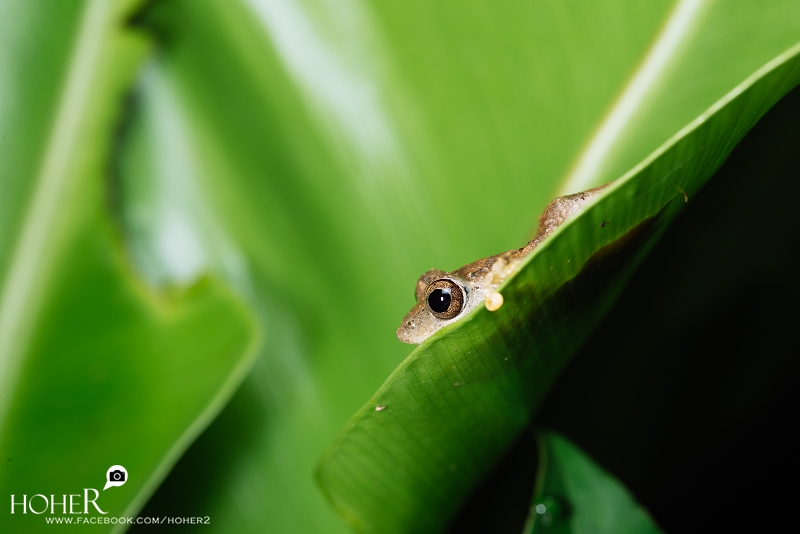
446, 428, 539, 534
537, 83, 800, 533
447, 84, 800, 533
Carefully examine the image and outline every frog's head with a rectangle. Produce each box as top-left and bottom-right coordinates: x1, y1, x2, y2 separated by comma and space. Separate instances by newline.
396, 269, 473, 344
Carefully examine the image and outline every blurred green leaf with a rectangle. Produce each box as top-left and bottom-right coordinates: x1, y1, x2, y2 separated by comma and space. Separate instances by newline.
0, 2, 257, 532
523, 432, 662, 534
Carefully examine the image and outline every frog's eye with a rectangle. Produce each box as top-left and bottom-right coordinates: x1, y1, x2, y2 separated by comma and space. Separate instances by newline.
425, 279, 465, 320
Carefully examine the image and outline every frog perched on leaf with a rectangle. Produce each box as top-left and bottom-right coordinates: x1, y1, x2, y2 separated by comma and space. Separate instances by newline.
397, 185, 609, 344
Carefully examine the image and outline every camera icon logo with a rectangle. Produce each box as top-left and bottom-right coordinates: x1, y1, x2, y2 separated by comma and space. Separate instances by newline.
104, 465, 128, 490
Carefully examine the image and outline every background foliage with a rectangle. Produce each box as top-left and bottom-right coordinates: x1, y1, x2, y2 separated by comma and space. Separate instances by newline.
1, 0, 799, 532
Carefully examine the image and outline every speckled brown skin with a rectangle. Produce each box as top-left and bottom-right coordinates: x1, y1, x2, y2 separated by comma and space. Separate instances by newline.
397, 184, 610, 344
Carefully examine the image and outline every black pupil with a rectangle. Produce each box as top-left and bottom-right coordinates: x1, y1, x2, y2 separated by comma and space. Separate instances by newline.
428, 288, 452, 313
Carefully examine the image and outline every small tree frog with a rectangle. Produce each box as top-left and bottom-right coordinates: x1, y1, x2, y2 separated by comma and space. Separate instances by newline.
397, 184, 609, 344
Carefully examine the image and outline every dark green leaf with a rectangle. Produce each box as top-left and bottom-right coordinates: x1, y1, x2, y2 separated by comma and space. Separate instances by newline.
524, 431, 662, 534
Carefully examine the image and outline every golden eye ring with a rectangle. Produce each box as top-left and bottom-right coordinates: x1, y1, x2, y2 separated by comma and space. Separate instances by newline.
425, 279, 465, 320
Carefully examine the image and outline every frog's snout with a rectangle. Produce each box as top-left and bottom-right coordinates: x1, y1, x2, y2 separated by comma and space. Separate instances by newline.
396, 318, 421, 344
396, 303, 428, 344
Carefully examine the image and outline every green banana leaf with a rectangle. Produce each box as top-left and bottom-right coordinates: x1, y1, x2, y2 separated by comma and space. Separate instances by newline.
5, 0, 800, 533
0, 2, 257, 532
